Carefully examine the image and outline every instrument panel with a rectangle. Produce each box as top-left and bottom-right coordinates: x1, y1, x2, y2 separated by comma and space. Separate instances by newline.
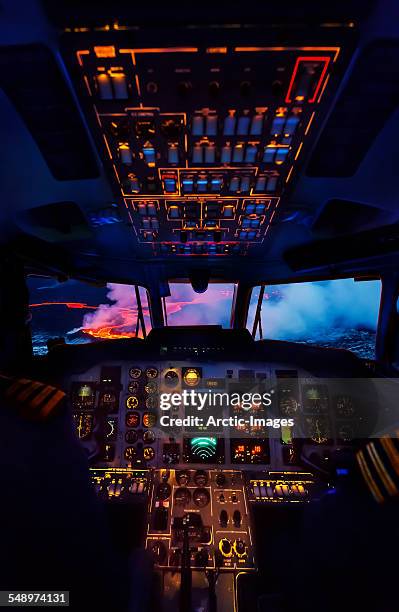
69, 359, 368, 471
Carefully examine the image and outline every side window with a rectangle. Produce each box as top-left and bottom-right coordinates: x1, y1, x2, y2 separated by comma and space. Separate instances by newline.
28, 277, 151, 355
247, 279, 381, 359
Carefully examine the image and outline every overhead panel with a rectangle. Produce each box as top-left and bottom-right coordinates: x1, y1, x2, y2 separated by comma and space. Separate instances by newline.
74, 44, 339, 256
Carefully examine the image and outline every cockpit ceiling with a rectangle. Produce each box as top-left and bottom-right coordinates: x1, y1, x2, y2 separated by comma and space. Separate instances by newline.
73, 44, 340, 257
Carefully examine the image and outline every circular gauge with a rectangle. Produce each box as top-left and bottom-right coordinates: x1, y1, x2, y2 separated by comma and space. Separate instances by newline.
219, 538, 232, 558
129, 367, 142, 379
128, 381, 139, 394
124, 446, 136, 461
280, 396, 299, 416
193, 487, 210, 508
174, 487, 191, 507
156, 482, 171, 500
336, 395, 355, 418
233, 539, 247, 558
143, 446, 155, 461
194, 469, 208, 486
143, 429, 156, 443
126, 395, 139, 410
176, 470, 190, 486
143, 412, 157, 428
146, 367, 158, 379
146, 396, 158, 409
126, 411, 140, 428
125, 430, 138, 443
145, 381, 158, 394
183, 368, 201, 387
164, 370, 179, 388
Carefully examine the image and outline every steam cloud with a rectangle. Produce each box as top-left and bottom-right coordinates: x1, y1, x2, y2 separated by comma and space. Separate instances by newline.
248, 279, 381, 341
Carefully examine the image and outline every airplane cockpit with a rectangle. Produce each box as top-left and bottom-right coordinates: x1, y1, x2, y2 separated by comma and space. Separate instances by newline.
0, 1, 398, 611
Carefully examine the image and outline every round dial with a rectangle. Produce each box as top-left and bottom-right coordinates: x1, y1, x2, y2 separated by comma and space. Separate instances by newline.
124, 446, 136, 461
143, 446, 155, 461
125, 430, 138, 444
233, 539, 247, 558
126, 411, 140, 428
176, 470, 190, 486
164, 370, 179, 387
126, 395, 138, 410
193, 487, 210, 508
194, 469, 208, 486
128, 381, 139, 394
145, 396, 158, 409
129, 367, 142, 379
145, 381, 158, 394
174, 487, 191, 507
143, 412, 157, 428
143, 429, 156, 443
146, 367, 158, 379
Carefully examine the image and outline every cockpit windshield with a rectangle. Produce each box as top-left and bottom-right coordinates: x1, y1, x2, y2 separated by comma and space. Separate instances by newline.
164, 283, 235, 327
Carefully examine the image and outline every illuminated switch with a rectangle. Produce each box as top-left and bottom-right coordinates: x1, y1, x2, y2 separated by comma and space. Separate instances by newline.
211, 177, 223, 192
168, 205, 181, 219
266, 485, 274, 498
275, 148, 289, 164
164, 178, 176, 192
182, 178, 194, 193
284, 116, 300, 135
239, 230, 248, 240
221, 145, 232, 163
250, 114, 264, 135
168, 146, 179, 164
255, 176, 266, 192
150, 218, 159, 230
223, 205, 235, 218
281, 135, 293, 145
111, 73, 128, 99
208, 244, 217, 254
247, 230, 257, 239
244, 202, 255, 214
205, 145, 216, 164
192, 145, 203, 164
142, 218, 151, 229
263, 147, 276, 163
240, 176, 250, 192
197, 177, 208, 192
137, 204, 147, 215
250, 218, 261, 228
255, 203, 266, 214
206, 115, 218, 136
143, 146, 156, 164
223, 113, 236, 136
233, 144, 244, 163
192, 115, 204, 136
147, 203, 157, 216
245, 145, 257, 163
126, 174, 140, 193
119, 144, 132, 165
242, 217, 251, 229
260, 485, 267, 498
270, 117, 285, 136
229, 176, 240, 192
266, 176, 278, 192
96, 74, 113, 99
237, 116, 250, 135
